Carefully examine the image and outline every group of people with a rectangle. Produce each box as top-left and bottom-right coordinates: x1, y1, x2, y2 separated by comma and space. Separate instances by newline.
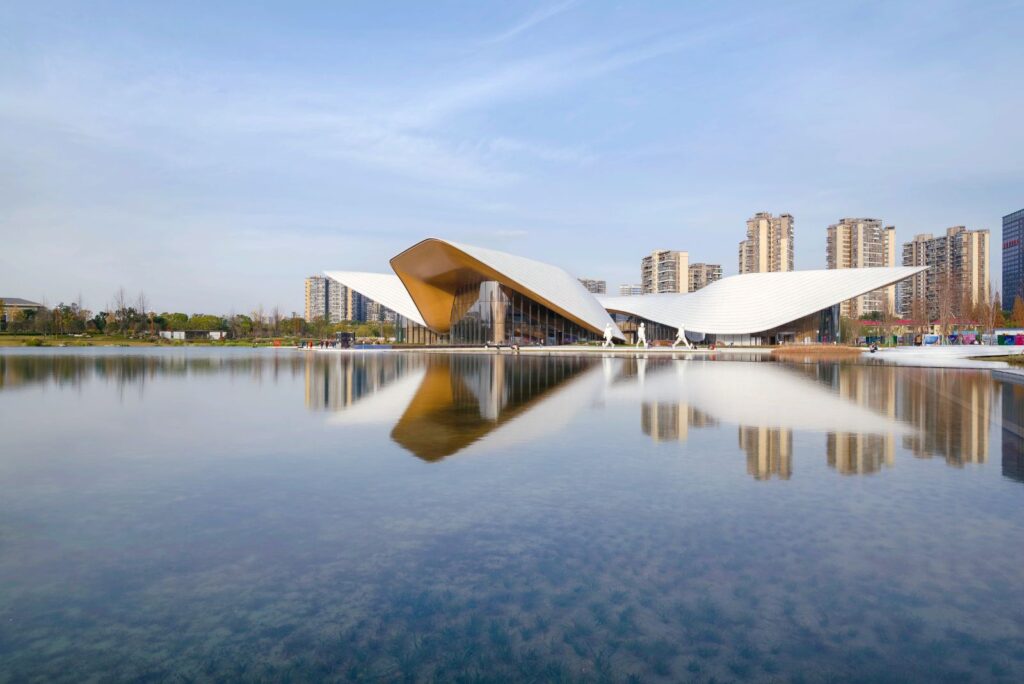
602, 321, 693, 349
302, 339, 345, 349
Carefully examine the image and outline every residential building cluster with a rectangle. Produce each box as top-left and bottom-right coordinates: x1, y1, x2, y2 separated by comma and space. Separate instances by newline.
607, 208, 1001, 322
304, 275, 397, 324
627, 250, 723, 297
900, 226, 991, 320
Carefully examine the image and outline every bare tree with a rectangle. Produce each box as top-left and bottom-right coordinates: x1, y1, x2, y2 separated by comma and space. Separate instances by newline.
910, 295, 928, 343
271, 306, 282, 337
136, 290, 152, 336
251, 306, 265, 339
935, 271, 957, 343
982, 288, 1001, 343
881, 298, 897, 346
113, 287, 129, 330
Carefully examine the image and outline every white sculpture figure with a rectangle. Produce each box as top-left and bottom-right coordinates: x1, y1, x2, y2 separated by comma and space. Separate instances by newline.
672, 327, 692, 349
635, 322, 647, 348
602, 323, 615, 347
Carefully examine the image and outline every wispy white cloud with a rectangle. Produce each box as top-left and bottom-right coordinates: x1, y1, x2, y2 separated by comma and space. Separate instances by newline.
485, 136, 596, 165
481, 0, 580, 45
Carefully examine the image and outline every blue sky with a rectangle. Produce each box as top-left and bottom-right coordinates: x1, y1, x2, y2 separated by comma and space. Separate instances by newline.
1, 0, 1022, 314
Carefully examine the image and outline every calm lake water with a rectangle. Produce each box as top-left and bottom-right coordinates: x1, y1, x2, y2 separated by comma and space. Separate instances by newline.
1, 349, 1023, 683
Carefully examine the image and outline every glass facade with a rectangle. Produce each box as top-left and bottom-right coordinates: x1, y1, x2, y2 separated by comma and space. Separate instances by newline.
612, 314, 677, 344
1004, 209, 1024, 305
394, 316, 448, 345
447, 281, 598, 346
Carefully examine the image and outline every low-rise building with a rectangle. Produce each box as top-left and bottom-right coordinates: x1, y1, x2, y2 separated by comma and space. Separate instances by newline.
0, 297, 44, 330
159, 330, 228, 340
618, 284, 643, 297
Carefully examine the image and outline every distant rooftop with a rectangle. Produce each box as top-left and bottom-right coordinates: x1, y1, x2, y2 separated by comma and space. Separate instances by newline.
0, 298, 44, 307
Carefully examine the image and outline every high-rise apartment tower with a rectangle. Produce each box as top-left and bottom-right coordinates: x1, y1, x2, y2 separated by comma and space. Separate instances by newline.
688, 263, 723, 292
825, 218, 897, 318
900, 226, 990, 320
641, 250, 689, 294
1003, 208, 1024, 305
739, 212, 794, 273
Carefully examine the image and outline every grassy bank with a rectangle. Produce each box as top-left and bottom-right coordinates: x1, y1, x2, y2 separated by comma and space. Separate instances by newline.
971, 353, 1024, 366
771, 345, 864, 361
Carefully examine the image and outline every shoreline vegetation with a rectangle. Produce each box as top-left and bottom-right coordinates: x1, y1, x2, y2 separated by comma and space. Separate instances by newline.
0, 334, 298, 348
971, 353, 1024, 366
771, 345, 864, 360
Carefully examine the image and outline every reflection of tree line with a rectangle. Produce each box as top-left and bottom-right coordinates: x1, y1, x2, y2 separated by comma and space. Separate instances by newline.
0, 353, 308, 392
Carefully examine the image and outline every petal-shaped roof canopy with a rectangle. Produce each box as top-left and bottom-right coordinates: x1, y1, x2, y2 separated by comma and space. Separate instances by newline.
323, 271, 427, 326
390, 238, 624, 339
598, 266, 926, 335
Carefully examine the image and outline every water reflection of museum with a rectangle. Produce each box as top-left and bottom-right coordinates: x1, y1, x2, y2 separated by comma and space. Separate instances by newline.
305, 354, 998, 480
642, 365, 993, 479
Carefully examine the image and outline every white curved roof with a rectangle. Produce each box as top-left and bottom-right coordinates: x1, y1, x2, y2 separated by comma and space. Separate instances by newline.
323, 271, 427, 326
390, 238, 624, 339
598, 266, 926, 335
445, 239, 624, 338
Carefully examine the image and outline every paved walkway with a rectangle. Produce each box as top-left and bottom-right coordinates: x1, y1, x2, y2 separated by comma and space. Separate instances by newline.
868, 345, 1022, 370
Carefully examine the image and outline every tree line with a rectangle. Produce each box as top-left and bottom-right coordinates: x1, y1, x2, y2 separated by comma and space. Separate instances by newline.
840, 285, 1024, 344
0, 289, 396, 340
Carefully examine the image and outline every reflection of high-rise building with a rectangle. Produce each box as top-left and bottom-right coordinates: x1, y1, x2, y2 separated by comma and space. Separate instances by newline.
1002, 381, 1024, 483
826, 218, 897, 317
739, 426, 792, 480
899, 370, 991, 467
641, 402, 718, 443
642, 250, 689, 294
739, 212, 794, 274
304, 354, 422, 411
827, 433, 895, 475
808, 363, 993, 470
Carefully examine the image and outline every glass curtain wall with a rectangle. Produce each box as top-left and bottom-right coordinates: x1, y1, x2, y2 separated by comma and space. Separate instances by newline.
448, 281, 598, 346
613, 314, 677, 345
395, 316, 448, 345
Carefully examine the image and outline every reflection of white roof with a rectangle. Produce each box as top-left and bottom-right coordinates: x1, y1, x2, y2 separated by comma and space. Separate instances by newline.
605, 360, 913, 436
598, 267, 926, 335
323, 271, 427, 326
